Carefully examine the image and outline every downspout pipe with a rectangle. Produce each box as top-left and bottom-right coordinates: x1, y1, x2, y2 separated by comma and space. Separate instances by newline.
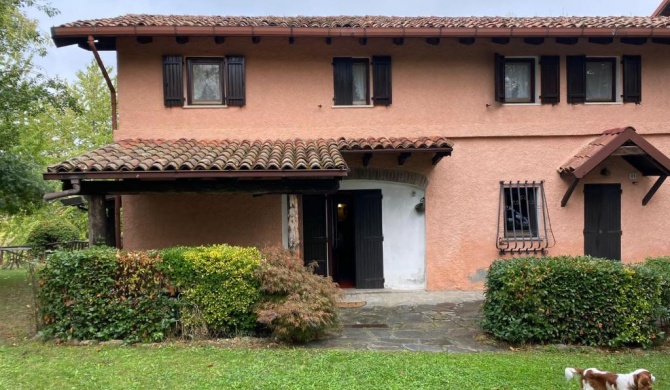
43, 179, 80, 201
87, 35, 117, 132
88, 35, 122, 248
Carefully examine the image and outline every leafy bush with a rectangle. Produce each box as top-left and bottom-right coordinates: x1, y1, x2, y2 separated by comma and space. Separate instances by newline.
642, 256, 670, 328
26, 219, 80, 253
160, 245, 261, 337
255, 247, 341, 342
481, 256, 662, 347
38, 247, 177, 343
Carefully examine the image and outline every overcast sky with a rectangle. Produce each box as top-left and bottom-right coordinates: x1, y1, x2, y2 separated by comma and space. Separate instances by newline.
27, 0, 662, 82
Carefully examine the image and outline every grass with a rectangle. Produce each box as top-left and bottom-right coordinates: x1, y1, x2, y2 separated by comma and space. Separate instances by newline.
0, 269, 34, 342
0, 268, 667, 389
0, 344, 667, 389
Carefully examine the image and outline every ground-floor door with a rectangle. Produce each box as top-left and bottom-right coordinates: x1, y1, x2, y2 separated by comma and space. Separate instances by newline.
584, 184, 621, 261
302, 190, 384, 288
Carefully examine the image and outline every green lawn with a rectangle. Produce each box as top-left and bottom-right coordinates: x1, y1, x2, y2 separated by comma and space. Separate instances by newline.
0, 269, 667, 389
0, 344, 667, 389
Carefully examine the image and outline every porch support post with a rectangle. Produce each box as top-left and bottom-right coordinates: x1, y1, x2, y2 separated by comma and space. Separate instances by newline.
88, 195, 107, 246
287, 194, 301, 254
642, 175, 667, 206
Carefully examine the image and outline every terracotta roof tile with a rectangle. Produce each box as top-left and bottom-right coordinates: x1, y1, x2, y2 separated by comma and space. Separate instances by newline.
47, 136, 453, 174
337, 136, 453, 151
58, 14, 670, 30
558, 128, 628, 175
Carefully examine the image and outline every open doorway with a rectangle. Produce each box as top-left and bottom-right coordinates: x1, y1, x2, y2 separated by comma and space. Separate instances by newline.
302, 190, 384, 289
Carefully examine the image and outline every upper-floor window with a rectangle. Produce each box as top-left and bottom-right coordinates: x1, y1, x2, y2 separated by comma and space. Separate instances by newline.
494, 54, 559, 105
162, 55, 246, 107
567, 55, 641, 104
333, 56, 392, 107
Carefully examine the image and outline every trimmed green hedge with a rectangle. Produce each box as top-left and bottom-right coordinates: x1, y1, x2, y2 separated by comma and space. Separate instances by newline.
481, 256, 663, 347
642, 256, 670, 327
39, 247, 177, 343
160, 245, 262, 337
26, 220, 79, 253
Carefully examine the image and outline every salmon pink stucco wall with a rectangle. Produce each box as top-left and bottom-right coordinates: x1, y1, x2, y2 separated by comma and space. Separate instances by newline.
424, 135, 670, 290
115, 36, 670, 141
112, 34, 670, 290
122, 194, 282, 250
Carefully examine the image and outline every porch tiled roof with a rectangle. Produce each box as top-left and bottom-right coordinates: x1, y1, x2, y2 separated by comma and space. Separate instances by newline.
58, 14, 670, 29
338, 136, 453, 151
46, 136, 453, 174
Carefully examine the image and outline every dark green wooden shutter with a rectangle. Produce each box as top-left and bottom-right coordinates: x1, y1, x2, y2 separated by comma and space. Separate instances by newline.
354, 190, 384, 289
584, 184, 621, 261
333, 57, 353, 106
162, 55, 183, 107
494, 53, 505, 102
372, 56, 392, 106
622, 55, 642, 104
540, 55, 560, 104
225, 56, 245, 106
303, 195, 328, 276
566, 55, 586, 104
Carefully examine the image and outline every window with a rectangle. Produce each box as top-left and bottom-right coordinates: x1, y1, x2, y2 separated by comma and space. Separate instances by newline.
333, 56, 392, 106
494, 54, 559, 104
162, 55, 246, 107
187, 58, 224, 105
567, 55, 641, 104
503, 185, 538, 238
496, 181, 554, 254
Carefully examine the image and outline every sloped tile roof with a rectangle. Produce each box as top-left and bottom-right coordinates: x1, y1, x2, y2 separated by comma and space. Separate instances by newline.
46, 136, 453, 174
338, 136, 453, 151
558, 128, 627, 175
558, 127, 670, 178
58, 14, 670, 29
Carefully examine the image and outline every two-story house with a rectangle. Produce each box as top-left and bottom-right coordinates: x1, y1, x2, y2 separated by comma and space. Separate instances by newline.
45, 6, 670, 290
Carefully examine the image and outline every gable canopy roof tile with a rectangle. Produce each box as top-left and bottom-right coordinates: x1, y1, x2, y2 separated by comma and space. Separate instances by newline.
558, 127, 670, 179
45, 136, 453, 179
52, 14, 670, 48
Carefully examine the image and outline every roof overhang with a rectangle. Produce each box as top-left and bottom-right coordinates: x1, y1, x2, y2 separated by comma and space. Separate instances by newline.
558, 127, 670, 206
43, 136, 453, 199
51, 25, 670, 49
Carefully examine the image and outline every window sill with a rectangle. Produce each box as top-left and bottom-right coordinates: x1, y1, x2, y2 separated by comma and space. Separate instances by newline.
501, 102, 541, 106
183, 105, 229, 109
584, 101, 623, 105
331, 105, 375, 109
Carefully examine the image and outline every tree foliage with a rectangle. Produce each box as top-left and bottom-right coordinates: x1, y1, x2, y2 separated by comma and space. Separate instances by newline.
0, 1, 113, 219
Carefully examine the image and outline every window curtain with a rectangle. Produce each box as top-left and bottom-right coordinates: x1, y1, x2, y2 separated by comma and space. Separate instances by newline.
586, 61, 612, 101
352, 63, 367, 104
504, 62, 531, 100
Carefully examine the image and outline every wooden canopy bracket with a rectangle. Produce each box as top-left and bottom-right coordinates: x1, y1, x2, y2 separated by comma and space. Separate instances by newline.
642, 175, 667, 206
431, 152, 450, 166
398, 152, 411, 165
561, 178, 580, 207
362, 152, 373, 167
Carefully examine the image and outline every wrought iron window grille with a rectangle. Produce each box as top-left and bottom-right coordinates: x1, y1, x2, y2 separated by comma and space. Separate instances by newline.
496, 180, 555, 254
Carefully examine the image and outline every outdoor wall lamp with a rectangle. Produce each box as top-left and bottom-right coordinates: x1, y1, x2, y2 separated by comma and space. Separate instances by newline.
415, 197, 425, 213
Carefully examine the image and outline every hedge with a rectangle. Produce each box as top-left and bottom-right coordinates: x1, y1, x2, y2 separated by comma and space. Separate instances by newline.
481, 256, 663, 347
39, 247, 177, 343
160, 245, 262, 337
26, 220, 80, 253
641, 256, 670, 328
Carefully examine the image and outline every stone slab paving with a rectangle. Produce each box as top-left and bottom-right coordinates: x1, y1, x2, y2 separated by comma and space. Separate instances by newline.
307, 290, 503, 352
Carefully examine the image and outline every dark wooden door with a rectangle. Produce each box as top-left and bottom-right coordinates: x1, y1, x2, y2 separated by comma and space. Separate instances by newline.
354, 190, 384, 288
302, 195, 328, 276
584, 184, 621, 261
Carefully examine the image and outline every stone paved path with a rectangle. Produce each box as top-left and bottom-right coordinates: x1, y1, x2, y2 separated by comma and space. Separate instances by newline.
307, 291, 503, 352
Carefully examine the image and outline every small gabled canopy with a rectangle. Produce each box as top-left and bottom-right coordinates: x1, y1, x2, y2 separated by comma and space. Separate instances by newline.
653, 0, 670, 17
558, 127, 670, 206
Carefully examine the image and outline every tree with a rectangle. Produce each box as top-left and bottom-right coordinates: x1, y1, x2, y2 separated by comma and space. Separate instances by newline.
0, 0, 75, 214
